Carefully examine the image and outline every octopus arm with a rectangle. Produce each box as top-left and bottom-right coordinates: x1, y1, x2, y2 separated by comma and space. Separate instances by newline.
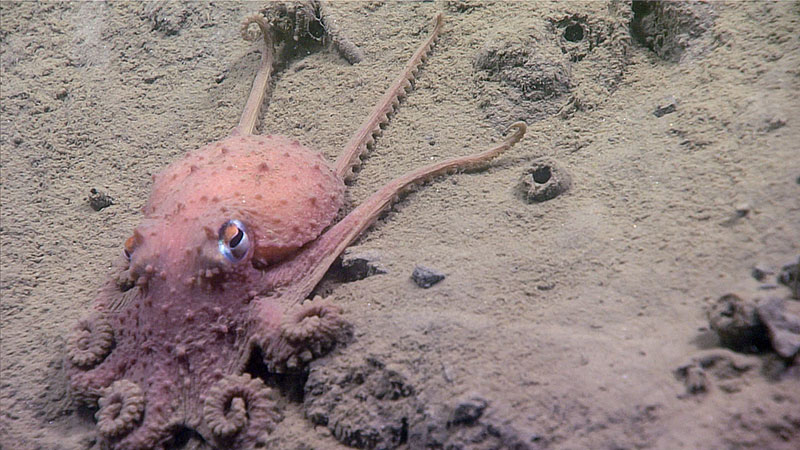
268, 122, 526, 304
247, 123, 524, 371
248, 295, 352, 372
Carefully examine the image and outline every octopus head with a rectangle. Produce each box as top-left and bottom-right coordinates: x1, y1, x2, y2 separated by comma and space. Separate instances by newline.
120, 213, 258, 294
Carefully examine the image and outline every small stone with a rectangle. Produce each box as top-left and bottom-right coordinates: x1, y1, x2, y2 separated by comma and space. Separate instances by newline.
707, 294, 770, 353
87, 188, 114, 211
777, 258, 799, 299
720, 203, 751, 227
411, 265, 445, 288
653, 95, 678, 117
56, 88, 68, 100
757, 297, 800, 359
734, 203, 750, 217
451, 396, 488, 426
674, 364, 708, 395
751, 264, 774, 282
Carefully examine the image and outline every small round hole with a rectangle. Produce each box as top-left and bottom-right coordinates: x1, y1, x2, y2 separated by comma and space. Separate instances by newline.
532, 166, 552, 184
564, 24, 584, 42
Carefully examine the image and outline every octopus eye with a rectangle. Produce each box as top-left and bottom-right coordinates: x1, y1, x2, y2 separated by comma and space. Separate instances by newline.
123, 235, 136, 260
218, 219, 251, 262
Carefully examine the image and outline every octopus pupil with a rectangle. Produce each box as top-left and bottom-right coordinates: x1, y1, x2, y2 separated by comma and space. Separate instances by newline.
229, 229, 243, 248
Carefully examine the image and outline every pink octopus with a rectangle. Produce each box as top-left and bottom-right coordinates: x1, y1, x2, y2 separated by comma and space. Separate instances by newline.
66, 11, 525, 450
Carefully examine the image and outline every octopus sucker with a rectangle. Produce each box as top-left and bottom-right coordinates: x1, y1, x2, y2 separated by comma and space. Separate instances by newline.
96, 379, 145, 438
202, 373, 280, 446
67, 317, 113, 368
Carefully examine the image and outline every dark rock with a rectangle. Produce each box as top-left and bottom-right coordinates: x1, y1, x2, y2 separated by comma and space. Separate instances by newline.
777, 258, 799, 299
734, 203, 751, 217
751, 264, 775, 282
756, 297, 800, 360
411, 266, 445, 288
450, 396, 488, 426
707, 294, 770, 353
518, 158, 571, 203
87, 188, 114, 211
340, 249, 387, 282
676, 364, 708, 395
653, 95, 678, 117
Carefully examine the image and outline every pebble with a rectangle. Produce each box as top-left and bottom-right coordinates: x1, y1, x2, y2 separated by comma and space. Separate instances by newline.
653, 95, 678, 117
757, 297, 800, 359
87, 188, 114, 211
411, 265, 445, 288
751, 263, 774, 282
451, 396, 488, 426
706, 293, 770, 353
777, 258, 799, 299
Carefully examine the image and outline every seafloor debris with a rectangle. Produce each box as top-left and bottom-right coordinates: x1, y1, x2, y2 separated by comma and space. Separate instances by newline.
87, 188, 114, 211
257, 0, 363, 64
653, 95, 678, 117
707, 291, 800, 365
674, 350, 756, 396
777, 258, 799, 299
756, 297, 800, 360
449, 395, 488, 426
304, 355, 534, 448
707, 293, 770, 353
411, 265, 445, 288
517, 158, 571, 203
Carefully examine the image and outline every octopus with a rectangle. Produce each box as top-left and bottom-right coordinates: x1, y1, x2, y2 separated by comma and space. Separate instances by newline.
66, 7, 526, 450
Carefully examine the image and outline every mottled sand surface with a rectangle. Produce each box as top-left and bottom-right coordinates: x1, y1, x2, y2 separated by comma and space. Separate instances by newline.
2, 1, 799, 449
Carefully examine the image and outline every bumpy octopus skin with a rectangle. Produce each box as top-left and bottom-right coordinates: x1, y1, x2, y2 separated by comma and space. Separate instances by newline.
66, 12, 526, 450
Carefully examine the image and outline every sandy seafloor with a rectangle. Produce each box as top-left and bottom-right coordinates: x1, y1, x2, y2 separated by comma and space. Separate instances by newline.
1, 1, 799, 449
